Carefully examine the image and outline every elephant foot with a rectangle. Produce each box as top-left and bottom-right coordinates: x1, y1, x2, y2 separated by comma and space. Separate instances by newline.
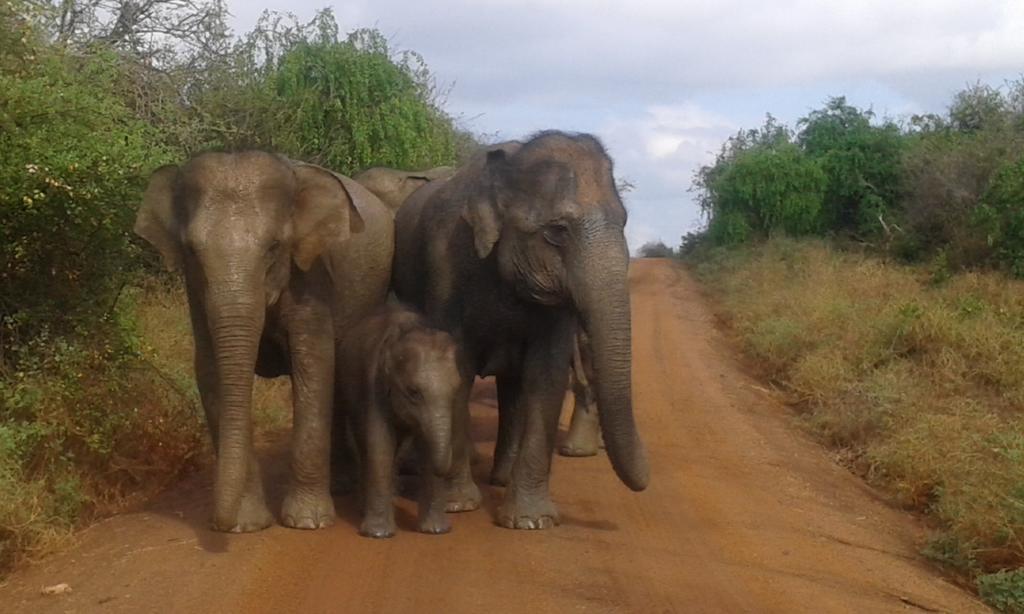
559, 405, 602, 457
212, 491, 274, 533
417, 511, 452, 535
445, 478, 482, 512
281, 489, 336, 530
496, 492, 559, 530
558, 438, 600, 457
359, 513, 396, 538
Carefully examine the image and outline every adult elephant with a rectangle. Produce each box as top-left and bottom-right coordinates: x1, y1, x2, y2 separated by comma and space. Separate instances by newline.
353, 166, 455, 212
393, 131, 649, 529
134, 151, 393, 532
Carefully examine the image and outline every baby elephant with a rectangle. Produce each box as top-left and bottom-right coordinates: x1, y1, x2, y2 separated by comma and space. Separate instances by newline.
336, 305, 461, 537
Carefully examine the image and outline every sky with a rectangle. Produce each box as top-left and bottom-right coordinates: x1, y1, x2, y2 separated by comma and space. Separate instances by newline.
227, 0, 1024, 252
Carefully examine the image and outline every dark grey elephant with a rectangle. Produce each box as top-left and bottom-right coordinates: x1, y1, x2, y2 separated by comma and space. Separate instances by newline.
393, 131, 649, 530
134, 151, 394, 532
353, 166, 455, 212
336, 304, 460, 538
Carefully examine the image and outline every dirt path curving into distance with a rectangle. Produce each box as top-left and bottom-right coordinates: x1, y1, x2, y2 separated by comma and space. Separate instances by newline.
0, 259, 988, 613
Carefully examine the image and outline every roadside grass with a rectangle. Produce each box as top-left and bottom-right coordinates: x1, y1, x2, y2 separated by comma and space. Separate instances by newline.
0, 282, 291, 574
691, 238, 1024, 605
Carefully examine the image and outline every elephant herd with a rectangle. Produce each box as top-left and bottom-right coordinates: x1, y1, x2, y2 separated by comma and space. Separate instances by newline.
134, 130, 649, 536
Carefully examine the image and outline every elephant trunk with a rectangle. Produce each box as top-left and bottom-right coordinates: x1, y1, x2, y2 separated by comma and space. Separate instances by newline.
206, 285, 264, 529
422, 407, 453, 478
573, 220, 649, 491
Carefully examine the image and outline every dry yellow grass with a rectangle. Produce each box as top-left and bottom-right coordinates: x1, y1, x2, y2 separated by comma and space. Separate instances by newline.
694, 238, 1024, 574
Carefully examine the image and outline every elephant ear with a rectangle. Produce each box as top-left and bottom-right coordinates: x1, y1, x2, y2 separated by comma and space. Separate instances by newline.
134, 165, 182, 272
291, 163, 367, 271
462, 149, 507, 259
403, 175, 431, 189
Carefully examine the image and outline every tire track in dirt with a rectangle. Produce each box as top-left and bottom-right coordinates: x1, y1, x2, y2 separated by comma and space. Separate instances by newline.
0, 260, 987, 613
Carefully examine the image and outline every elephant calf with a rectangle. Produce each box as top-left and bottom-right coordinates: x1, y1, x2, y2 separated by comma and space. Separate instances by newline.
336, 305, 461, 538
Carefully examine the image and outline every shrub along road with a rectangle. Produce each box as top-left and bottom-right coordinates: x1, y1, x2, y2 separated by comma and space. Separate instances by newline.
0, 260, 985, 613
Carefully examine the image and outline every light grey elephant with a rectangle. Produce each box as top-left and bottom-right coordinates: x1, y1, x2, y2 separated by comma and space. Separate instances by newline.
134, 151, 394, 533
353, 166, 455, 212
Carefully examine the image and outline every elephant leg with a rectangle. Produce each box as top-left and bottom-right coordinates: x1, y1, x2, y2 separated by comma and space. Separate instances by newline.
497, 322, 574, 530
559, 374, 601, 457
281, 324, 336, 530
490, 375, 524, 486
192, 311, 272, 532
416, 440, 452, 535
359, 413, 397, 538
444, 372, 482, 512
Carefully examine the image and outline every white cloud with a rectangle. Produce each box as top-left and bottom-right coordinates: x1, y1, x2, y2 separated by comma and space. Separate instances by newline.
600, 102, 735, 252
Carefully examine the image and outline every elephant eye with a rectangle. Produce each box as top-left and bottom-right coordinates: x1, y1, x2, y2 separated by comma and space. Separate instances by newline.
268, 240, 281, 254
405, 387, 423, 403
543, 222, 570, 247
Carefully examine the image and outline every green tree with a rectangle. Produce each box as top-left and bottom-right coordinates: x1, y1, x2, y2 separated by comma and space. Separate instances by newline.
694, 116, 825, 245
268, 33, 458, 173
949, 82, 1008, 133
797, 97, 904, 237
976, 154, 1024, 276
0, 44, 174, 344
186, 11, 462, 172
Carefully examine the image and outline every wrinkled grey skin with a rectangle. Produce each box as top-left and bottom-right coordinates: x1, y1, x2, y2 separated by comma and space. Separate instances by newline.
134, 151, 394, 533
336, 304, 460, 538
393, 131, 649, 530
354, 166, 455, 213
559, 329, 603, 457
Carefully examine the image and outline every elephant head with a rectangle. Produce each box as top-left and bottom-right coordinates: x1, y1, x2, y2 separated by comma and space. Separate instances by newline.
382, 325, 460, 478
354, 166, 456, 212
462, 131, 649, 491
133, 151, 365, 529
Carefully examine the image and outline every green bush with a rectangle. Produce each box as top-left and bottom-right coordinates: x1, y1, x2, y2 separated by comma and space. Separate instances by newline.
0, 295, 204, 570
269, 35, 458, 173
186, 11, 462, 173
899, 127, 1023, 265
0, 47, 174, 342
977, 155, 1024, 276
979, 569, 1024, 613
797, 97, 904, 237
709, 143, 825, 238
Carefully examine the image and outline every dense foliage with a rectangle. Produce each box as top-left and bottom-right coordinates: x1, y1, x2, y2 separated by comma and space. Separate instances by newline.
0, 49, 174, 343
693, 84, 1024, 278
797, 98, 904, 235
0, 0, 469, 572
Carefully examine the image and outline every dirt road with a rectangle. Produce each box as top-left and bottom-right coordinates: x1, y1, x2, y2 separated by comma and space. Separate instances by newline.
0, 260, 987, 613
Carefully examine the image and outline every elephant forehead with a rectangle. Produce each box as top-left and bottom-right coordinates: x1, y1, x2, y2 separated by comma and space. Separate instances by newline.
186, 208, 266, 249
514, 147, 617, 212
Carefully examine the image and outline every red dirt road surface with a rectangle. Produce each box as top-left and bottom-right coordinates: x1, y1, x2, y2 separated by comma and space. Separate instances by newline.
0, 260, 988, 613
